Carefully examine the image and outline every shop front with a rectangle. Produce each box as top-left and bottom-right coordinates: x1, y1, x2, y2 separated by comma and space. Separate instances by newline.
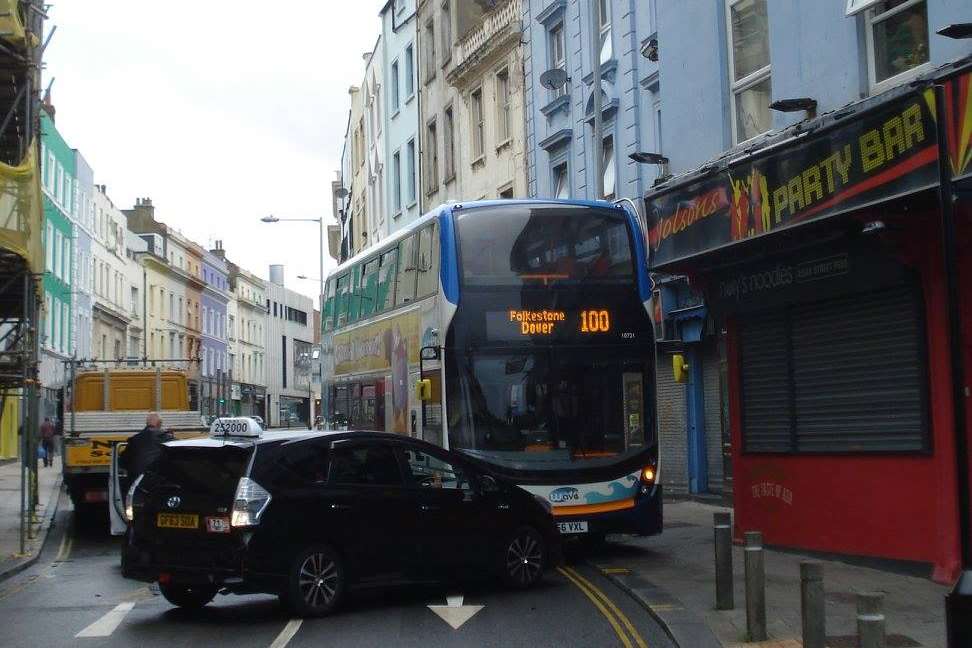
644, 58, 972, 583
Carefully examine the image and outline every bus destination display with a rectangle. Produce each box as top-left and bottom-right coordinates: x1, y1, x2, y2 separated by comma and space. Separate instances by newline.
503, 309, 612, 337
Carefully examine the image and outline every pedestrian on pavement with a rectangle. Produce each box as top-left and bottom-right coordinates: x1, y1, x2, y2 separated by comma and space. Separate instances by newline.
39, 417, 55, 468
120, 412, 173, 484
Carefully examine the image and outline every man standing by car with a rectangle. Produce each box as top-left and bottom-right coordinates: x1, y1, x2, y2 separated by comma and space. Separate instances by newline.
120, 413, 173, 482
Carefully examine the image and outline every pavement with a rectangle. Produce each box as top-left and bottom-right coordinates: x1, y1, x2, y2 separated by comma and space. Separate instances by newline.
0, 451, 62, 581
593, 500, 947, 648
0, 492, 676, 648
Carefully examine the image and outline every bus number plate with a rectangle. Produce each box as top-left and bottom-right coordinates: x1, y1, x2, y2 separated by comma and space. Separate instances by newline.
557, 521, 588, 534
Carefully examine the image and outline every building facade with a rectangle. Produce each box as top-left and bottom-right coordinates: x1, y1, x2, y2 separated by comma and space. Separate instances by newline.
39, 109, 75, 419
226, 260, 267, 419
265, 265, 315, 428
648, 0, 972, 582
381, 0, 422, 236
72, 152, 94, 362
201, 243, 230, 418
90, 185, 132, 362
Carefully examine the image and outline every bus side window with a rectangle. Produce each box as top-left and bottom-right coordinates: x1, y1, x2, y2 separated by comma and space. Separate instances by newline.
396, 235, 418, 305
416, 223, 439, 298
378, 249, 398, 312
348, 264, 362, 323
360, 258, 379, 318
323, 278, 336, 331
335, 274, 350, 328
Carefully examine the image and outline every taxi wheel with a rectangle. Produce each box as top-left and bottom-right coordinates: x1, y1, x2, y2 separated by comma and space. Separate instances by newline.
500, 526, 545, 589
159, 582, 217, 609
285, 545, 345, 617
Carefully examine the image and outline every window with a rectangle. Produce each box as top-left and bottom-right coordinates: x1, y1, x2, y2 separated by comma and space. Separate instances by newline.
61, 302, 69, 353
865, 0, 929, 92
441, 1, 452, 65
323, 280, 336, 331
360, 258, 380, 317
400, 448, 470, 490
52, 298, 60, 351
335, 274, 350, 327
395, 235, 418, 305
443, 105, 456, 180
45, 223, 53, 272
471, 87, 485, 160
348, 265, 362, 323
598, 0, 612, 64
495, 68, 511, 144
424, 19, 436, 82
406, 139, 417, 206
391, 60, 400, 113
549, 23, 567, 98
62, 235, 70, 284
425, 119, 439, 195
44, 293, 51, 347
552, 162, 569, 199
53, 230, 61, 279
404, 44, 415, 99
378, 249, 399, 311
499, 186, 514, 199
416, 223, 439, 298
281, 335, 287, 389
328, 444, 402, 486
602, 135, 616, 200
727, 0, 772, 143
393, 150, 402, 212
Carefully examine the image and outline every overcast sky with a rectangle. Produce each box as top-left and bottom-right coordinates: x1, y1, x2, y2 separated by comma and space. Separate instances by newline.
43, 2, 381, 304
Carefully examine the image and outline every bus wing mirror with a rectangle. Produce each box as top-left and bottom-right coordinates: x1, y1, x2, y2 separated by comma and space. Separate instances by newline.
416, 379, 432, 401
672, 354, 689, 384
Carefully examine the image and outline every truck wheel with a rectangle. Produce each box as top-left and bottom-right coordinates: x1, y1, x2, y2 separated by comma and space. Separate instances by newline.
159, 582, 217, 609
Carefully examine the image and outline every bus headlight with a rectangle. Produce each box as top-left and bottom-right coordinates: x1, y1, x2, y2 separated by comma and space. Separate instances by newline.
640, 466, 656, 485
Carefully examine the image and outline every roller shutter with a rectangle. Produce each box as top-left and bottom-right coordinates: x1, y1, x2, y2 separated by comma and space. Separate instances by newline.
740, 282, 928, 454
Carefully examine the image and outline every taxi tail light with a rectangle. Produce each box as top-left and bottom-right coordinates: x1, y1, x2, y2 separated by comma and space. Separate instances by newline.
125, 474, 144, 522
230, 477, 271, 528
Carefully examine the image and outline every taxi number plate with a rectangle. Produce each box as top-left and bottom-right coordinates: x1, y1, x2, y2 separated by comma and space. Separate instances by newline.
206, 516, 230, 534
157, 513, 198, 529
557, 521, 588, 534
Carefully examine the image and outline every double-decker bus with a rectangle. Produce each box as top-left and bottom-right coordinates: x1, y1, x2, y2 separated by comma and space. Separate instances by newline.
321, 200, 661, 537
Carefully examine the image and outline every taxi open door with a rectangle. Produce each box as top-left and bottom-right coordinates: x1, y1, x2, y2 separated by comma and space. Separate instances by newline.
108, 442, 128, 536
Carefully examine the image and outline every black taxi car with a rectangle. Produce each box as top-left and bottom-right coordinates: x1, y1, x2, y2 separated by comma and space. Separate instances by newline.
121, 421, 561, 616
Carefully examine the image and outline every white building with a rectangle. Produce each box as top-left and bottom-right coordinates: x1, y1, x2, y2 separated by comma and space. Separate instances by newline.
265, 265, 316, 428
90, 185, 132, 361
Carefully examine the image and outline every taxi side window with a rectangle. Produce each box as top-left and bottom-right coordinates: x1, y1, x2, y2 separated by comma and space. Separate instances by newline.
272, 443, 329, 489
328, 444, 403, 486
401, 448, 470, 490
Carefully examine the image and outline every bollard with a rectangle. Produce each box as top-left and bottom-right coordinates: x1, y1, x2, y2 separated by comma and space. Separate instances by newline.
857, 592, 886, 648
744, 531, 766, 642
800, 561, 825, 648
713, 512, 734, 610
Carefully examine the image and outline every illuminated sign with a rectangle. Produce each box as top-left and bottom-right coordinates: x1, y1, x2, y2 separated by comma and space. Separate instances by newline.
504, 309, 613, 336
509, 309, 565, 335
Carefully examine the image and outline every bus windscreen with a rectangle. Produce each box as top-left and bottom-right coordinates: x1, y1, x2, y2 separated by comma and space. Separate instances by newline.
456, 204, 634, 286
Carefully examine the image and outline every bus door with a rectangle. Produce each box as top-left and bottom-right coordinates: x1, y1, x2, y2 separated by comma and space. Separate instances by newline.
108, 441, 128, 536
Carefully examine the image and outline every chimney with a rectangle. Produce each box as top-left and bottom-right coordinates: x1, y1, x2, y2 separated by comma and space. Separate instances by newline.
123, 196, 158, 233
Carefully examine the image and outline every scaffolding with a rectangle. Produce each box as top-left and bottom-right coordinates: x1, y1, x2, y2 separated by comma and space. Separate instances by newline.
0, 0, 45, 555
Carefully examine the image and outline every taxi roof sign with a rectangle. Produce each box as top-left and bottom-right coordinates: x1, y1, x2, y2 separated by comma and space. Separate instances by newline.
210, 417, 263, 438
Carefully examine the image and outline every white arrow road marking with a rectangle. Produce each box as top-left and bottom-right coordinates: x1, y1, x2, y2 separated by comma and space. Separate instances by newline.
268, 619, 303, 648
76, 601, 136, 638
427, 594, 484, 630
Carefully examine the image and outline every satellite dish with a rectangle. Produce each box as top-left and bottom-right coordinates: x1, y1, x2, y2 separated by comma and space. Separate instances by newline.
334, 186, 349, 199
540, 68, 570, 91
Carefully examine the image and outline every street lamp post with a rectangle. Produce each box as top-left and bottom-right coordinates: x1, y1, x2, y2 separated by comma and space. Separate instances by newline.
261, 214, 325, 425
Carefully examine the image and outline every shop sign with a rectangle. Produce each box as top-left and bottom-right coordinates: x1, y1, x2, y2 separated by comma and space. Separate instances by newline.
942, 70, 972, 182
646, 89, 940, 268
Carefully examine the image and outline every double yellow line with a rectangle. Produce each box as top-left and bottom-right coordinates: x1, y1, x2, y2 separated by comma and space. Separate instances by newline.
557, 566, 648, 648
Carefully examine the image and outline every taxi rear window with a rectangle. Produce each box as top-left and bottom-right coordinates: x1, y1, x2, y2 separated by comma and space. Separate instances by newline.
152, 446, 252, 495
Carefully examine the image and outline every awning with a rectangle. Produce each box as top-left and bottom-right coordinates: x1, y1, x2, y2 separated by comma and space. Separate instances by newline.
645, 56, 972, 271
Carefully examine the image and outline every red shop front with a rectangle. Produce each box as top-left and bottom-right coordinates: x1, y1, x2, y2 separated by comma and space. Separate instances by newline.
644, 58, 972, 584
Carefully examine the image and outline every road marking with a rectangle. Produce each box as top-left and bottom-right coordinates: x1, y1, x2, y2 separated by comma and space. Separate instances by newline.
558, 567, 632, 648
75, 601, 136, 638
55, 532, 73, 562
563, 566, 648, 648
557, 567, 648, 648
601, 567, 631, 575
427, 593, 484, 630
268, 619, 303, 648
